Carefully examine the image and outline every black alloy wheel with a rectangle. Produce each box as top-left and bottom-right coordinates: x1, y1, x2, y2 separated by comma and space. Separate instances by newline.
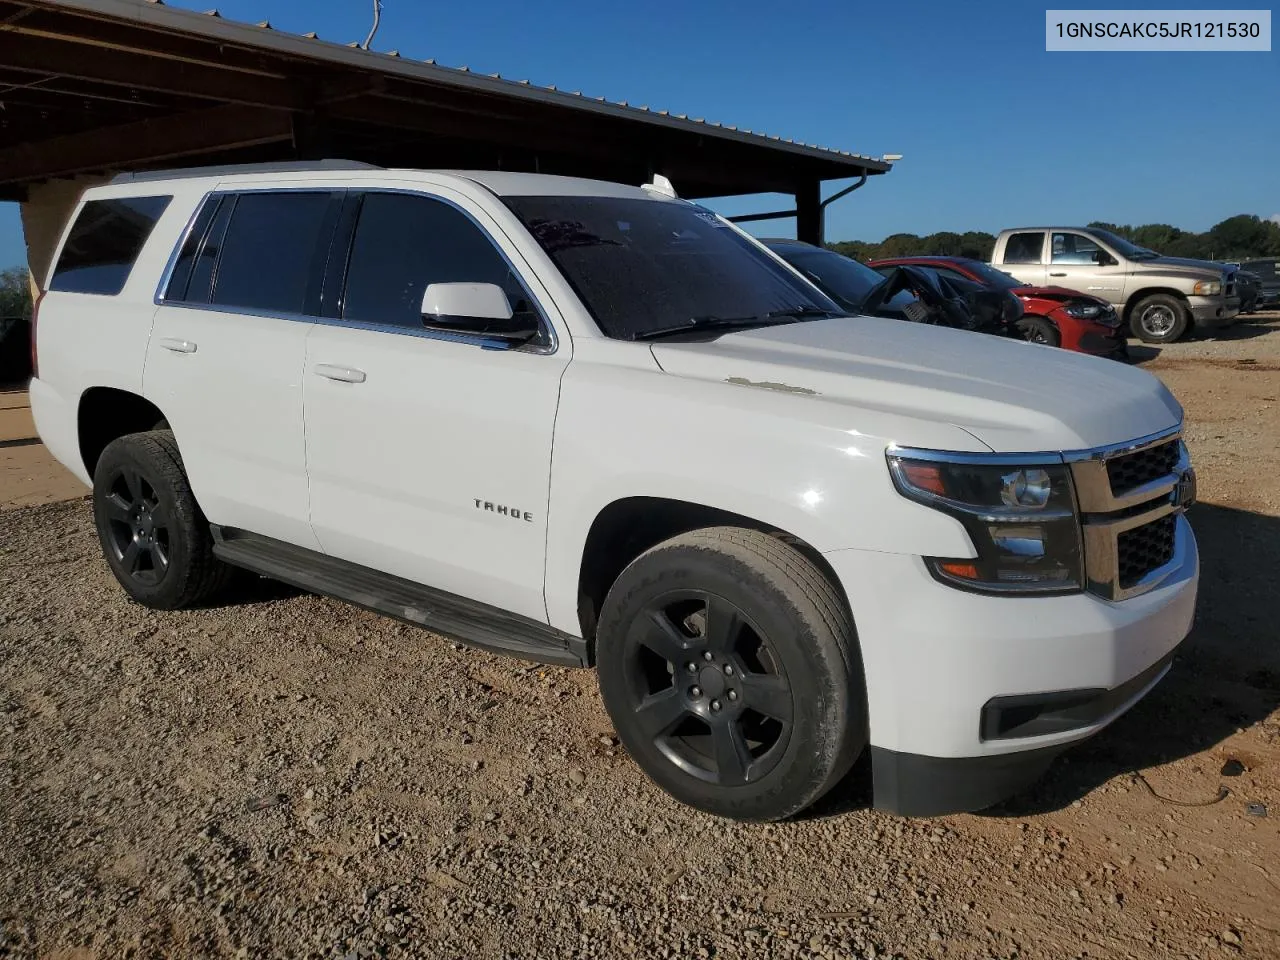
100, 464, 172, 585
92, 430, 231, 609
621, 589, 792, 786
596, 526, 864, 821
1016, 315, 1060, 347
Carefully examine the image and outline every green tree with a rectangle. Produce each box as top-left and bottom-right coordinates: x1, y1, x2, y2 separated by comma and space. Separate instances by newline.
1206, 215, 1274, 260
1129, 224, 1183, 251
0, 267, 33, 319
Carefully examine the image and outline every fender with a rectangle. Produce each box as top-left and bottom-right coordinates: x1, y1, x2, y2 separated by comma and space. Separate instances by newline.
542, 349, 981, 635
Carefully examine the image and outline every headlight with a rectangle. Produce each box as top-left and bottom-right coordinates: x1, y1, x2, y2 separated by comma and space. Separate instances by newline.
887, 453, 1083, 594
1062, 300, 1102, 319
1192, 280, 1222, 296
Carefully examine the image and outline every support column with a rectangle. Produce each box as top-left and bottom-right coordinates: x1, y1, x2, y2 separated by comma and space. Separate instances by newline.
21, 175, 110, 295
795, 180, 822, 246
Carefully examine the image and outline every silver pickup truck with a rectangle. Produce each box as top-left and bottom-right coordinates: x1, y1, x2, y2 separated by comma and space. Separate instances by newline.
990, 227, 1239, 343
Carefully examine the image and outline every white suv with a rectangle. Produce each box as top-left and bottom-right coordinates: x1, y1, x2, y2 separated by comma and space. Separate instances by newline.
30, 162, 1199, 820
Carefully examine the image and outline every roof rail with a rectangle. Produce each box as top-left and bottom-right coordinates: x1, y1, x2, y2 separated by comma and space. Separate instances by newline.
110, 159, 383, 184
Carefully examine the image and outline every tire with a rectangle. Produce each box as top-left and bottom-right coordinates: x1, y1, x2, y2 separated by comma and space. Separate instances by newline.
1129, 294, 1189, 343
1015, 315, 1060, 347
596, 526, 865, 821
92, 430, 231, 610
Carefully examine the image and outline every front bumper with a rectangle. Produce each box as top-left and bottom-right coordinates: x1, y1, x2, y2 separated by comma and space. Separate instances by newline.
1075, 325, 1129, 360
1189, 295, 1240, 329
824, 515, 1198, 815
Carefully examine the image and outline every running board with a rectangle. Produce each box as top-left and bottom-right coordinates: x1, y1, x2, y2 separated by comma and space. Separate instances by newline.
211, 527, 589, 667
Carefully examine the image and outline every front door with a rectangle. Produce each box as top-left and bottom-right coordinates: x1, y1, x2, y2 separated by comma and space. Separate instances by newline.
1046, 231, 1127, 306
303, 186, 570, 622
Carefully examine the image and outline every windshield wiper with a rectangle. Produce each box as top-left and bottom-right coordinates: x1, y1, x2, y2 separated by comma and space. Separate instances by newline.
631, 306, 841, 342
764, 306, 845, 320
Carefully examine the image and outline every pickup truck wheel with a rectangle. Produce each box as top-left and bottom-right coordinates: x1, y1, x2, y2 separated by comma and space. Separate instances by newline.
1015, 315, 1060, 347
596, 527, 864, 821
92, 430, 231, 610
1130, 294, 1189, 343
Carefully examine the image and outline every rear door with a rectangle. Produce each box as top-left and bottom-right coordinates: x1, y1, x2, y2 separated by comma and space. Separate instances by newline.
144, 186, 343, 549
302, 185, 570, 622
997, 230, 1048, 286
1046, 231, 1126, 305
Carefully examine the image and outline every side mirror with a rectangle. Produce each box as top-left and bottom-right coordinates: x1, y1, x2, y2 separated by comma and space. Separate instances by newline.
420, 282, 539, 343
1092, 250, 1115, 266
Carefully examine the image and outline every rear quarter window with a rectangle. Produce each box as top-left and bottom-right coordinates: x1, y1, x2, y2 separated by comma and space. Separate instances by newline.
1003, 232, 1045, 265
48, 195, 172, 295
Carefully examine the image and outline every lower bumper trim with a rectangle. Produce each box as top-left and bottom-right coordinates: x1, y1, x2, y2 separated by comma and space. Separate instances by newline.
871, 742, 1065, 816
980, 650, 1175, 741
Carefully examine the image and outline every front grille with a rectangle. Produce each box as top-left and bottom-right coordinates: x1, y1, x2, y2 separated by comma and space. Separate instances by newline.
1116, 513, 1177, 588
1106, 440, 1179, 496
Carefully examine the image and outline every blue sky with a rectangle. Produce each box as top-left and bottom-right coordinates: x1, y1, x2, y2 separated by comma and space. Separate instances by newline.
2, 0, 1276, 267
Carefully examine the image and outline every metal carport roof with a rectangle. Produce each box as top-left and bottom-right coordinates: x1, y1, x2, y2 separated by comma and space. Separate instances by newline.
0, 0, 892, 242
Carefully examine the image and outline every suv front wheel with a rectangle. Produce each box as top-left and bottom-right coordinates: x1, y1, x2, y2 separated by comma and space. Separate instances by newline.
92, 430, 231, 610
596, 526, 865, 820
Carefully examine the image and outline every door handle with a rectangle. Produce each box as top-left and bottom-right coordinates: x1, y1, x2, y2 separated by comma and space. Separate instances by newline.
158, 337, 197, 354
1048, 272, 1067, 277
313, 363, 366, 384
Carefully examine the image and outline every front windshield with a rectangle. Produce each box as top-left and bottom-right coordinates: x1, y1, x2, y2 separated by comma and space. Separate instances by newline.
504, 196, 840, 340
956, 260, 1024, 290
772, 247, 884, 310
1086, 228, 1158, 259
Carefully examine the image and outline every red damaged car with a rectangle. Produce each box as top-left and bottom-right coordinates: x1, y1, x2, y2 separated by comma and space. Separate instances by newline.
868, 256, 1129, 361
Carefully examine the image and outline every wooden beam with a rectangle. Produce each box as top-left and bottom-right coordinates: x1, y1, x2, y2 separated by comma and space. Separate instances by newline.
0, 32, 303, 109
0, 103, 293, 183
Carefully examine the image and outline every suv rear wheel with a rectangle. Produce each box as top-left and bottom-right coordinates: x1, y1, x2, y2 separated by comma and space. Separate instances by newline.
1130, 294, 1189, 343
92, 430, 231, 609
595, 526, 864, 820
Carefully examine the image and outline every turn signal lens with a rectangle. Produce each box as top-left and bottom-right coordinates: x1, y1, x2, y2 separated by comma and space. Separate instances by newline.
937, 562, 980, 580
900, 461, 946, 497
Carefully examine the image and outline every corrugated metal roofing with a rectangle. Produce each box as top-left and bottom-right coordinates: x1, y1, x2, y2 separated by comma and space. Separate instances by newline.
71, 0, 890, 172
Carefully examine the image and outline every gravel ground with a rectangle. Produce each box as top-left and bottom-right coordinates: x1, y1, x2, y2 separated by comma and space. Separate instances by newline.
2, 314, 1279, 959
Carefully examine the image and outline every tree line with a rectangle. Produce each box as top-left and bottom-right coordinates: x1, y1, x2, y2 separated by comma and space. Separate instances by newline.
829, 214, 1280, 264
0, 267, 33, 318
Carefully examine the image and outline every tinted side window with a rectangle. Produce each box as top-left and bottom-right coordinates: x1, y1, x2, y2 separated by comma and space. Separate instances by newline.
1004, 232, 1045, 265
49, 196, 172, 295
211, 192, 336, 314
163, 195, 223, 302
342, 192, 537, 330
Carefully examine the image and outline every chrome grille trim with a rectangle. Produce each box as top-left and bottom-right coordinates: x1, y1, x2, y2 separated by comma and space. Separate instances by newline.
1071, 439, 1189, 513
1066, 425, 1191, 601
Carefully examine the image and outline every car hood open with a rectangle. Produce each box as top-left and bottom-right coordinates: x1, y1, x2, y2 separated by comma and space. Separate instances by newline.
649, 315, 1182, 453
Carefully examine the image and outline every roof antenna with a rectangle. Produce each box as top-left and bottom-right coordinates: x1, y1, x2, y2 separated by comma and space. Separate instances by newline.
361, 0, 382, 50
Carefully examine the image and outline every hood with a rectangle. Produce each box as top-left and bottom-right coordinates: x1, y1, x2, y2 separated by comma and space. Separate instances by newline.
1131, 255, 1230, 278
1012, 285, 1104, 303
649, 316, 1182, 453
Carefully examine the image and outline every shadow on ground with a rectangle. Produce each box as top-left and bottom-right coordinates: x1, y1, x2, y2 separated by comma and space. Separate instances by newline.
808, 501, 1280, 819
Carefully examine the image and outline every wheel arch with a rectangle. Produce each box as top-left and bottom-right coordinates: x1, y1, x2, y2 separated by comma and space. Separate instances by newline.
77, 386, 169, 479
1122, 287, 1189, 322
574, 496, 859, 659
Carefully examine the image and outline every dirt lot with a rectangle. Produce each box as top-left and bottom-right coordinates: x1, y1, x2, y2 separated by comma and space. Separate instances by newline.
2, 316, 1279, 960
